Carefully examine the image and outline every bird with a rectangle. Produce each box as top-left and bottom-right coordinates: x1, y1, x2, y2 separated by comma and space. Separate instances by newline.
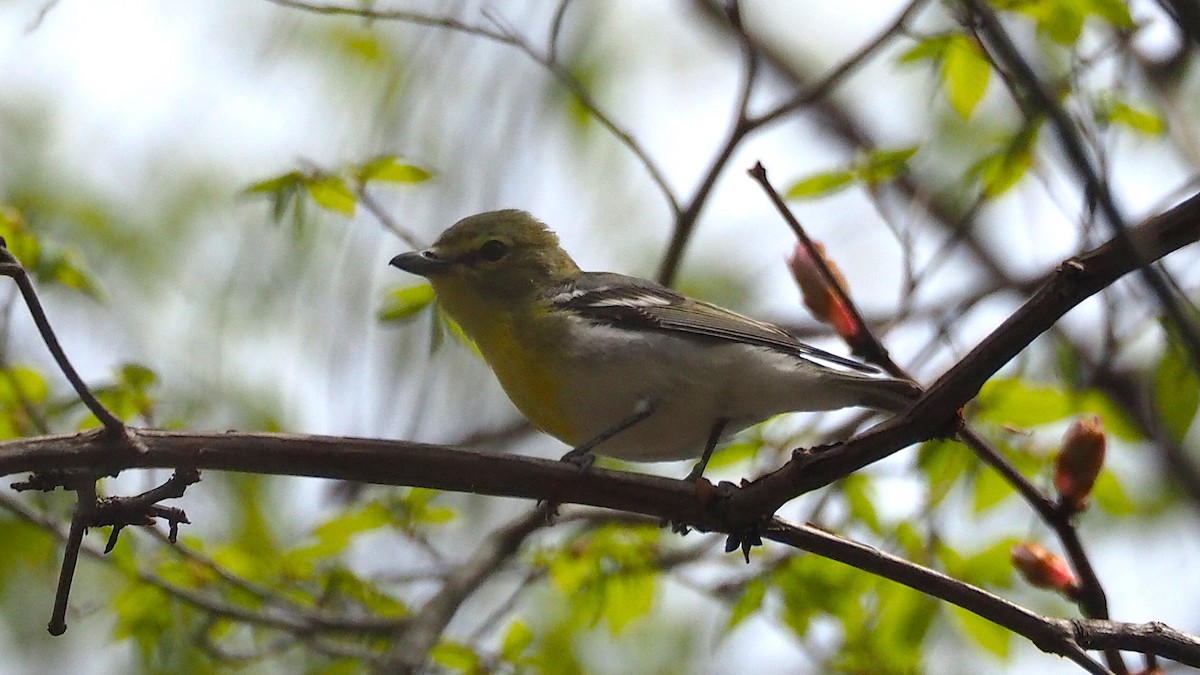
389, 210, 920, 480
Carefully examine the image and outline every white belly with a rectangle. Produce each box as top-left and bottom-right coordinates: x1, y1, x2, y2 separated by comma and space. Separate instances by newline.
552, 320, 871, 462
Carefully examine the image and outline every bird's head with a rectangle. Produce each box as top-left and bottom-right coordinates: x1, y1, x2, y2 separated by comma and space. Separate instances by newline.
390, 210, 580, 305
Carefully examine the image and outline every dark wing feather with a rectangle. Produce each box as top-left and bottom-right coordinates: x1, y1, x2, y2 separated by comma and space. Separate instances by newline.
551, 272, 880, 375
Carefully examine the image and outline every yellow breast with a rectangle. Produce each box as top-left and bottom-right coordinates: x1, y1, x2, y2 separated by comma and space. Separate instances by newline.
431, 278, 576, 443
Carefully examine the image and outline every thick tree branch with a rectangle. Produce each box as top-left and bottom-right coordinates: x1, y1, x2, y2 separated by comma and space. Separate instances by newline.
5, 430, 1197, 668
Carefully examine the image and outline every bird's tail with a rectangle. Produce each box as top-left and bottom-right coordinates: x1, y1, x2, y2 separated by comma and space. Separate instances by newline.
852, 376, 923, 413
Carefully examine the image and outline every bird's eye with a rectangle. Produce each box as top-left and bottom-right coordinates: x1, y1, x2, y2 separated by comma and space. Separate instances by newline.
479, 239, 509, 262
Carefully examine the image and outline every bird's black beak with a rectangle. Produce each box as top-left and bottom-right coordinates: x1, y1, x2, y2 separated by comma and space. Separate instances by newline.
389, 250, 451, 276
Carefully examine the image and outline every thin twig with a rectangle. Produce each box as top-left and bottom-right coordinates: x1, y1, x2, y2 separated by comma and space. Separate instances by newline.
764, 518, 1117, 674
964, 0, 1200, 377
0, 251, 124, 432
547, 0, 573, 63
266, 0, 681, 216
750, 0, 933, 127
381, 504, 551, 672
656, 0, 758, 284
747, 161, 907, 372
355, 186, 425, 249
47, 476, 96, 635
0, 491, 407, 636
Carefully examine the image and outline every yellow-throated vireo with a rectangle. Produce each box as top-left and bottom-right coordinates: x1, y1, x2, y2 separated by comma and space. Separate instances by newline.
390, 210, 920, 480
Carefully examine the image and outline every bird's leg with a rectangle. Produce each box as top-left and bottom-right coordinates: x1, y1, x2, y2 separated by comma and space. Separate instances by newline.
684, 418, 729, 482
560, 399, 656, 470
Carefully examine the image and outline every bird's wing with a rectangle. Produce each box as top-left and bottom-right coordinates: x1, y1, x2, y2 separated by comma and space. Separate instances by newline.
550, 272, 881, 375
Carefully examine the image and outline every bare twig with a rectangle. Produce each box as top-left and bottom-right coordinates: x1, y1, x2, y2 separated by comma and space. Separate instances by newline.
765, 518, 1140, 674
656, 0, 759, 284
356, 187, 425, 250
46, 476, 96, 635
0, 248, 124, 432
0, 491, 407, 637
382, 504, 551, 672
265, 0, 680, 215
964, 0, 1200, 376
96, 468, 199, 552
750, 0, 933, 127
747, 161, 908, 372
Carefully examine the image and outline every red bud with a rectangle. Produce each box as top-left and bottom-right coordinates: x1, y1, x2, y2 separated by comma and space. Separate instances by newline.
787, 243, 859, 341
1011, 542, 1080, 599
1054, 415, 1106, 512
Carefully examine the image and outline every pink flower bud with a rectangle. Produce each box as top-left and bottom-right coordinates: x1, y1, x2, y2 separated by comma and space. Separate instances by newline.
1054, 415, 1106, 512
787, 242, 859, 341
1011, 541, 1080, 599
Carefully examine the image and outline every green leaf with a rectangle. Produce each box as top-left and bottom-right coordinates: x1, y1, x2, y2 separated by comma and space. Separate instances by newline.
775, 554, 867, 636
728, 578, 766, 629
0, 210, 103, 299
243, 171, 305, 195
379, 283, 437, 323
245, 172, 306, 223
321, 567, 408, 617
38, 249, 102, 299
119, 363, 158, 390
438, 307, 479, 354
430, 641, 480, 673
112, 582, 173, 643
292, 502, 393, 561
357, 155, 433, 184
976, 379, 1074, 427
784, 170, 856, 199
942, 35, 991, 119
1075, 389, 1141, 441
950, 604, 1013, 657
858, 146, 918, 183
539, 525, 660, 633
1040, 1, 1085, 44
327, 26, 388, 64
848, 583, 936, 672
305, 175, 357, 216
940, 539, 1017, 589
386, 487, 457, 526
969, 128, 1037, 198
1091, 470, 1136, 515
603, 572, 655, 632
0, 366, 49, 406
501, 620, 534, 662
1102, 99, 1166, 135
0, 215, 40, 268
315, 660, 361, 675
917, 438, 972, 507
841, 474, 881, 533
898, 34, 952, 63
0, 517, 58, 591
1084, 0, 1135, 28
972, 465, 1014, 513
560, 56, 604, 132
706, 439, 760, 470
1154, 344, 1199, 443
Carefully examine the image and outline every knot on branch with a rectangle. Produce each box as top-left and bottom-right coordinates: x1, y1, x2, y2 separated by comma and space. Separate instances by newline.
96, 468, 200, 550
11, 470, 93, 492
